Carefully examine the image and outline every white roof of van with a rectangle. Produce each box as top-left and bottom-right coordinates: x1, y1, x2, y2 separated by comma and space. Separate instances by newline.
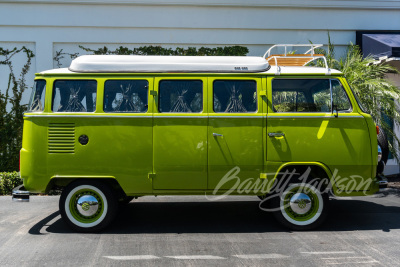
68, 55, 269, 73
38, 55, 342, 75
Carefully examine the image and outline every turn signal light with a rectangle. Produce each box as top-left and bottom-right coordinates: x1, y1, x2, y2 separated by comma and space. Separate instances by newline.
376, 125, 380, 135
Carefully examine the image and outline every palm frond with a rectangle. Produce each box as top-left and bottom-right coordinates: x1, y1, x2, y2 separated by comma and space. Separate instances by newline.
338, 43, 400, 161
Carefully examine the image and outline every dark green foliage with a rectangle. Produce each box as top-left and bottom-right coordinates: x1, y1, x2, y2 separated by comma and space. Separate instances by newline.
0, 47, 34, 172
54, 45, 248, 70
78, 45, 249, 56
54, 45, 249, 66
0, 172, 22, 195
340, 45, 400, 161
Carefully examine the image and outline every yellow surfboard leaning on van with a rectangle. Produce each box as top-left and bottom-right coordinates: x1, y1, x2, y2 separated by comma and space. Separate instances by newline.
14, 44, 384, 232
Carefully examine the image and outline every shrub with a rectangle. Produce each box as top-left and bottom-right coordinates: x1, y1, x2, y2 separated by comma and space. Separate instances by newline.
0, 172, 22, 195
0, 47, 35, 172
54, 45, 250, 67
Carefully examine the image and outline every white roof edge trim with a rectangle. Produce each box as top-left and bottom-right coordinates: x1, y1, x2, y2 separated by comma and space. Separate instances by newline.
68, 55, 270, 73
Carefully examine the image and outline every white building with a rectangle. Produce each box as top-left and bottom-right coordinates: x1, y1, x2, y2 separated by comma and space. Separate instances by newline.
1, 0, 400, 71
1, 0, 400, 173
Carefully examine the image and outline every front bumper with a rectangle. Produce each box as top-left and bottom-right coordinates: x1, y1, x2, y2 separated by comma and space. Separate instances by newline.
376, 174, 388, 189
12, 184, 30, 202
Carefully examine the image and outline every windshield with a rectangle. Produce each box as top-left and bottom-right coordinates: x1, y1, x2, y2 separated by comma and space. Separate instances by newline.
28, 80, 46, 112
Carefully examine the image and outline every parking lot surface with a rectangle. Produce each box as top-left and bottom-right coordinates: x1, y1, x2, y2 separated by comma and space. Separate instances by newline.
1, 190, 400, 266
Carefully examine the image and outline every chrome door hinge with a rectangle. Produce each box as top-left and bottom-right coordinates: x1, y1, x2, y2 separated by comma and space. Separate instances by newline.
148, 173, 156, 179
260, 91, 267, 96
150, 90, 157, 96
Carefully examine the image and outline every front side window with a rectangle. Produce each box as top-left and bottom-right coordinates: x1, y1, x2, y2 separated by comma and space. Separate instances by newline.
52, 80, 97, 112
104, 80, 148, 113
272, 79, 331, 112
213, 80, 257, 113
29, 80, 46, 112
331, 79, 352, 112
159, 80, 203, 113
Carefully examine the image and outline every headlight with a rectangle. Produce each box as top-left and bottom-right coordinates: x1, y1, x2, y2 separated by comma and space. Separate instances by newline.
378, 145, 382, 163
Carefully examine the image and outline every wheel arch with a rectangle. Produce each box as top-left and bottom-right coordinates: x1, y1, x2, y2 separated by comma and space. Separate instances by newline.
273, 162, 339, 193
46, 176, 127, 201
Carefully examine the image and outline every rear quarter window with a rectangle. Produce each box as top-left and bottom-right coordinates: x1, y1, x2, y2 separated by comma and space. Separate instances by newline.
52, 80, 97, 112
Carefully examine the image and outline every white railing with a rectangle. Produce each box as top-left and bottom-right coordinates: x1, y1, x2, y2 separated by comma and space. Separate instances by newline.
263, 44, 323, 58
263, 44, 331, 75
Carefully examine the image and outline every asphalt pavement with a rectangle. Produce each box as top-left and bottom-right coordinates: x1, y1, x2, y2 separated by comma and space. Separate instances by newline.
1, 189, 400, 266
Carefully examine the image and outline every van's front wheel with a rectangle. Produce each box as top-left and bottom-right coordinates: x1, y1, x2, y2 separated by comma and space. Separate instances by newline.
272, 183, 328, 230
60, 180, 118, 232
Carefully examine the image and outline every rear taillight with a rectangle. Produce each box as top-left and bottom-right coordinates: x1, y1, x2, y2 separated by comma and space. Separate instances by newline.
376, 125, 379, 135
19, 151, 21, 171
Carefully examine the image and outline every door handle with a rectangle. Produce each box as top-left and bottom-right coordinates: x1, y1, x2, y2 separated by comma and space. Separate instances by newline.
268, 132, 285, 137
213, 133, 223, 137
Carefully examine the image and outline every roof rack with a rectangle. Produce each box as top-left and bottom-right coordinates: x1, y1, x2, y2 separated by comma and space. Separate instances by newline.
263, 44, 331, 75
68, 55, 269, 73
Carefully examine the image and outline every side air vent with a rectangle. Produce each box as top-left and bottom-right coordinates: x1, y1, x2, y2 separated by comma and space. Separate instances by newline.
48, 123, 75, 153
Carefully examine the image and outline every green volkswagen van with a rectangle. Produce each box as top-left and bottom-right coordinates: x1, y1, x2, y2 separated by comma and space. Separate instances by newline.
15, 45, 383, 231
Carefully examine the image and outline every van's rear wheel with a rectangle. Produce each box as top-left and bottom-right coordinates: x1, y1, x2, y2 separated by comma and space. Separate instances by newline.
60, 180, 118, 232
272, 183, 328, 230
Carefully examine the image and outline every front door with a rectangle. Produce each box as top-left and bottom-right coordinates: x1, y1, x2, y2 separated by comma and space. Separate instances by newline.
153, 77, 208, 190
208, 77, 264, 191
266, 77, 372, 186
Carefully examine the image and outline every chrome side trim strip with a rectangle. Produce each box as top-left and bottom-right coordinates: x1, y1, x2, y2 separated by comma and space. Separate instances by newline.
24, 114, 152, 118
154, 116, 207, 119
209, 116, 264, 119
267, 115, 364, 119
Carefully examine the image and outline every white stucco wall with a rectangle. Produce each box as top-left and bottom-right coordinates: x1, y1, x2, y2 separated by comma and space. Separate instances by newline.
1, 0, 400, 75
0, 42, 36, 105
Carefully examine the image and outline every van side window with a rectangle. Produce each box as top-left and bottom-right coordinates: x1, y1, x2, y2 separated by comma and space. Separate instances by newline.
52, 80, 97, 112
272, 79, 331, 112
331, 79, 351, 111
104, 80, 148, 113
159, 80, 203, 113
29, 80, 46, 112
213, 80, 257, 113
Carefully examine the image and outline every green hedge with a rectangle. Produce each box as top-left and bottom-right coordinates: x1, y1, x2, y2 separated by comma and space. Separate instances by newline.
78, 45, 249, 56
54, 45, 250, 67
0, 172, 22, 195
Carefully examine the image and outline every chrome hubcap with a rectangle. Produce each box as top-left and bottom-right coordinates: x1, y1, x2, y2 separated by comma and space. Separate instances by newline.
76, 195, 99, 216
289, 193, 312, 214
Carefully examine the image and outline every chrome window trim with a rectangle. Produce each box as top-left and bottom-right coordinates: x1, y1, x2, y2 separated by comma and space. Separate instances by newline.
24, 114, 265, 119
